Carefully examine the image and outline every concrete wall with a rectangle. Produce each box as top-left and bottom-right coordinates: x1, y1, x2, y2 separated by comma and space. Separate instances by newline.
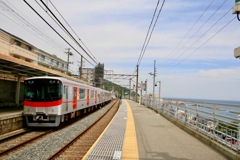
0, 112, 25, 135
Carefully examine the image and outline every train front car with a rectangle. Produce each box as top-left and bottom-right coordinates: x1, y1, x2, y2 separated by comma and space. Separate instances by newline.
23, 77, 63, 127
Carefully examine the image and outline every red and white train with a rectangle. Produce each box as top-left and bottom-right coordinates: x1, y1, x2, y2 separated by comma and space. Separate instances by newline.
23, 76, 112, 127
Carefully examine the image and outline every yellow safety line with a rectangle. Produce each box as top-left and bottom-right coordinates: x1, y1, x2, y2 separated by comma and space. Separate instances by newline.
122, 100, 139, 159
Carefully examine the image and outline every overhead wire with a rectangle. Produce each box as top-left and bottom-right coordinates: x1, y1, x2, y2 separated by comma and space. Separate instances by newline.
161, 0, 229, 72
136, 0, 160, 67
165, 16, 236, 73
160, 8, 234, 74
138, 0, 165, 66
48, 0, 98, 63
166, 0, 216, 62
23, 0, 95, 67
39, 0, 98, 65
0, 0, 65, 53
133, 0, 165, 74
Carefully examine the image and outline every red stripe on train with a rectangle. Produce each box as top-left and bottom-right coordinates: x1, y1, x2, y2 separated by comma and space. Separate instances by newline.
24, 99, 62, 107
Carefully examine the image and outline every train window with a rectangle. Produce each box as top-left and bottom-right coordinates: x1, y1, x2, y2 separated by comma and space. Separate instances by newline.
91, 90, 94, 98
79, 88, 85, 99
24, 79, 62, 102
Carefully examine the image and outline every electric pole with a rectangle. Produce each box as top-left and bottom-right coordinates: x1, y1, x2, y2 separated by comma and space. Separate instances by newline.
65, 48, 73, 74
79, 55, 83, 79
129, 78, 131, 100
136, 65, 139, 102
149, 60, 156, 108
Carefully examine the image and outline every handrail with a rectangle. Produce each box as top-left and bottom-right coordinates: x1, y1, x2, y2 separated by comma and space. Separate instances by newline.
142, 96, 240, 153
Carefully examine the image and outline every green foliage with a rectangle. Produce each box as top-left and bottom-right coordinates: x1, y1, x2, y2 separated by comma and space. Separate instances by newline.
216, 121, 238, 138
103, 80, 129, 95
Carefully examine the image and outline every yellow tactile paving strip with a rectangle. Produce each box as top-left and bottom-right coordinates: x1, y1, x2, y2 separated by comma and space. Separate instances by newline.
122, 100, 139, 159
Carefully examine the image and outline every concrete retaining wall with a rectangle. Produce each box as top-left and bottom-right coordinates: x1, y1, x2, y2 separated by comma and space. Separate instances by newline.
0, 112, 25, 135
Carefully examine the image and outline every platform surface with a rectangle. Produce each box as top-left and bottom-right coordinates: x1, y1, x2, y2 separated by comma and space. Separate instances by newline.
0, 107, 22, 120
128, 100, 228, 160
84, 99, 229, 159
85, 99, 229, 160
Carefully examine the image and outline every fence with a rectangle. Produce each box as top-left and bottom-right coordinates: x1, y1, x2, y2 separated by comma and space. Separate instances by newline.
142, 96, 240, 152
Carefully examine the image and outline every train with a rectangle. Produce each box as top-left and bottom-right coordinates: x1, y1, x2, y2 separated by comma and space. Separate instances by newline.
23, 76, 112, 127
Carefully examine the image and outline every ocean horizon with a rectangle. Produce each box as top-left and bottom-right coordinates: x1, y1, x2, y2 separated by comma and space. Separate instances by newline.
165, 98, 240, 106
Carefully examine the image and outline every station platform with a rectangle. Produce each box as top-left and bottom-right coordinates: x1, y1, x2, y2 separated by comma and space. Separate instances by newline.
84, 99, 228, 160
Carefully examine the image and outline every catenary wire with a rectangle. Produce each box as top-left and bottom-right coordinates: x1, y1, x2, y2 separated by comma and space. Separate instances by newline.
133, 0, 165, 74
160, 16, 235, 74
48, 0, 98, 63
0, 0, 66, 53
162, 0, 228, 70
23, 0, 95, 67
136, 0, 160, 67
39, 0, 98, 65
138, 0, 165, 66
166, 0, 216, 62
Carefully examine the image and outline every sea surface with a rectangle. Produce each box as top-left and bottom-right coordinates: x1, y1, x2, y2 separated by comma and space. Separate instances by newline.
170, 98, 240, 122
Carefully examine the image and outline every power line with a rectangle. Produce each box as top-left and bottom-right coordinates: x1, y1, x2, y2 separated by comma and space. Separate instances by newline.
138, 0, 165, 66
134, 0, 165, 74
160, 15, 235, 74
136, 0, 160, 67
166, 0, 216, 62
23, 0, 95, 67
39, 0, 98, 65
48, 0, 98, 63
161, 0, 229, 71
0, 0, 64, 52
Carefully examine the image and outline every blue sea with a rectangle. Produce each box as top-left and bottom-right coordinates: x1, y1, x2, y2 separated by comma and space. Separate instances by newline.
168, 98, 240, 122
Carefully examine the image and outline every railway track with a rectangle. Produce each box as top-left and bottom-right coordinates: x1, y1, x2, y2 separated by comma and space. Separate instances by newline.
0, 129, 53, 156
48, 100, 120, 159
0, 100, 119, 160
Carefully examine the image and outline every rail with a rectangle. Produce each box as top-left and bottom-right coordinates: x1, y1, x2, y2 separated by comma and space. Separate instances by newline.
142, 97, 240, 152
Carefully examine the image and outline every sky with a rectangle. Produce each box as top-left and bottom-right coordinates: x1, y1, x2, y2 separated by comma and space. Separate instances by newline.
0, 0, 240, 101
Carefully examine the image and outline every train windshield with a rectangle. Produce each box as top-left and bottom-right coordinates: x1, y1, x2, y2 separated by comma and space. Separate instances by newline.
24, 79, 62, 102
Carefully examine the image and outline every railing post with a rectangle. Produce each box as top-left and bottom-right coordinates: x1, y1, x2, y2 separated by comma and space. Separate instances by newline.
196, 104, 199, 131
185, 102, 187, 124
213, 104, 216, 140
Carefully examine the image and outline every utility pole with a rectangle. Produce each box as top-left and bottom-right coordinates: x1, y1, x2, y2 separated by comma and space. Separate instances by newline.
136, 65, 139, 102
79, 55, 83, 79
139, 81, 143, 105
129, 78, 131, 100
149, 60, 156, 108
153, 60, 156, 101
157, 81, 161, 106
65, 48, 73, 73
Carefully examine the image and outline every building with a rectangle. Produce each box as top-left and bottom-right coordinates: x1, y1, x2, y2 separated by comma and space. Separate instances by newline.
0, 28, 90, 107
0, 28, 67, 74
81, 63, 104, 87
81, 68, 95, 83
36, 49, 67, 74
0, 29, 37, 64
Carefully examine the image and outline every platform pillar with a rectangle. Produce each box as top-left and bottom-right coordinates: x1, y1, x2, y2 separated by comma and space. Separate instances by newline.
15, 75, 21, 106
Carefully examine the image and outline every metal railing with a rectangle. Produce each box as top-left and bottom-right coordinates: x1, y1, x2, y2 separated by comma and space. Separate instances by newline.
142, 96, 240, 152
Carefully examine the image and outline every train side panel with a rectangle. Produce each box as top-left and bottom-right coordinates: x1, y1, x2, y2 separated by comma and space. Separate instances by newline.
23, 76, 112, 127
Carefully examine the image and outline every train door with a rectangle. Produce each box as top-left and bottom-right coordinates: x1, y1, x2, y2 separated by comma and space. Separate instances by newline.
73, 87, 77, 109
95, 90, 97, 104
86, 89, 90, 106
65, 85, 69, 111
